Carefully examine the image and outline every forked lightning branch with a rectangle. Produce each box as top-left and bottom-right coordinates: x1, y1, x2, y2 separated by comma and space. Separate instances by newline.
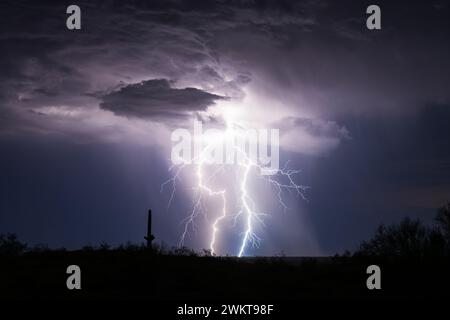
162, 120, 307, 257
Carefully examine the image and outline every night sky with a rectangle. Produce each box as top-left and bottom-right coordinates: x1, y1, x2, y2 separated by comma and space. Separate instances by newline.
1, 0, 449, 256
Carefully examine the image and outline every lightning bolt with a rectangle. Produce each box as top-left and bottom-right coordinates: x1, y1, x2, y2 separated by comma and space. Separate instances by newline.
161, 120, 307, 257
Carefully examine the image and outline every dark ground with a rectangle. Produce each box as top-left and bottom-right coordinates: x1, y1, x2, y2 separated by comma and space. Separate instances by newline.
1, 249, 449, 301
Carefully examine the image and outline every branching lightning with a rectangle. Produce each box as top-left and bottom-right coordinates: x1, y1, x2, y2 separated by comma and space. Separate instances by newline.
161, 120, 307, 257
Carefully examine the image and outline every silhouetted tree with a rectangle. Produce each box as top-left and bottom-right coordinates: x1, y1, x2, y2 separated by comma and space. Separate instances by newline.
357, 217, 429, 258
435, 202, 450, 248
426, 228, 447, 257
356, 202, 450, 258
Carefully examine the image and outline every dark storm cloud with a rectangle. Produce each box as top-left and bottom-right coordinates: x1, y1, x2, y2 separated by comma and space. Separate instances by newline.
2, 0, 447, 127
0, 0, 329, 139
202, 0, 450, 119
99, 79, 225, 120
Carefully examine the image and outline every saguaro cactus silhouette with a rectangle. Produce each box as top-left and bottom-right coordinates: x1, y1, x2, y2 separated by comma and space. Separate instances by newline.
145, 209, 155, 247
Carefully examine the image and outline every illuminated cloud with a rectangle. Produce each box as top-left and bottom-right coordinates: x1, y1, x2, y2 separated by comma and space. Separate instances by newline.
279, 117, 350, 156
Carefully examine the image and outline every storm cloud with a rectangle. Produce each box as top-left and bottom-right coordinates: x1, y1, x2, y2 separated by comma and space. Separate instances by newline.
279, 117, 350, 155
99, 79, 225, 121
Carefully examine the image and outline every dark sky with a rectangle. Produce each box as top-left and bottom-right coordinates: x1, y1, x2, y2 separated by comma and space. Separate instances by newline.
1, 0, 449, 255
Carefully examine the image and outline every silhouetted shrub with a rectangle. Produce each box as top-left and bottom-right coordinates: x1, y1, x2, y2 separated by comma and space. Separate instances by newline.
0, 233, 27, 256
32, 243, 50, 253
99, 242, 111, 251
81, 244, 95, 252
124, 242, 146, 251
202, 249, 213, 257
172, 246, 197, 256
